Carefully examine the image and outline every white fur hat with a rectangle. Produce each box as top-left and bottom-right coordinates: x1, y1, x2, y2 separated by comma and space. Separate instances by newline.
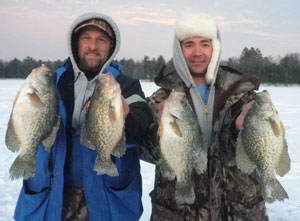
174, 13, 221, 84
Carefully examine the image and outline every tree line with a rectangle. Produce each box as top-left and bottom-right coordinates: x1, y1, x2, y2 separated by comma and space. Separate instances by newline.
223, 47, 300, 85
0, 48, 299, 84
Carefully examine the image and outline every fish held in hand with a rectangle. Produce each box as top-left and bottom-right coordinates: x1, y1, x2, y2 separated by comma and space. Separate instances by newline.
236, 90, 290, 203
158, 90, 206, 205
5, 66, 60, 180
81, 73, 126, 177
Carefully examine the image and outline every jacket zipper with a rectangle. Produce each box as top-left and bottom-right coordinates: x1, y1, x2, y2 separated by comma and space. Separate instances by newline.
204, 105, 208, 114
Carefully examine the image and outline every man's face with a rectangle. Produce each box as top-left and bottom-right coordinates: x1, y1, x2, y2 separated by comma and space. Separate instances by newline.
181, 37, 213, 78
78, 26, 112, 72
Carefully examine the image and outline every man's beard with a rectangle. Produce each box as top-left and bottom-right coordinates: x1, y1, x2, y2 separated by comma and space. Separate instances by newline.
190, 69, 207, 78
79, 59, 105, 80
82, 57, 105, 71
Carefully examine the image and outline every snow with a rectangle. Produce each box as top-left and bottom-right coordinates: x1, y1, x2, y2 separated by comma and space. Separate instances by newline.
0, 80, 299, 221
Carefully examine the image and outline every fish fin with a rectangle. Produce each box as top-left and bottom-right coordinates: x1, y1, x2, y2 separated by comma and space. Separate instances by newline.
158, 122, 163, 139
170, 121, 182, 137
5, 117, 21, 152
269, 117, 281, 137
175, 179, 195, 205
280, 121, 286, 135
9, 155, 36, 180
43, 116, 60, 151
28, 88, 44, 108
264, 177, 289, 203
94, 155, 119, 177
80, 124, 95, 150
111, 132, 126, 157
235, 133, 256, 174
170, 110, 183, 121
108, 104, 116, 122
275, 138, 291, 177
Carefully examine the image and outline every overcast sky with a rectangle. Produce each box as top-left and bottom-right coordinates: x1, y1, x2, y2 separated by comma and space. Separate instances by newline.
1, 0, 299, 62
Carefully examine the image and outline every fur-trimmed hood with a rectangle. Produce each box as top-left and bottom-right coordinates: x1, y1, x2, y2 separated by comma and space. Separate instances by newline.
172, 13, 222, 146
67, 12, 121, 77
173, 13, 221, 85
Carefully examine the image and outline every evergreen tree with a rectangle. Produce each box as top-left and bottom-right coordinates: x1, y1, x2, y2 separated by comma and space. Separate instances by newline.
142, 56, 151, 80
279, 53, 300, 84
0, 52, 299, 84
0, 60, 5, 78
4, 58, 23, 78
239, 47, 264, 76
23, 56, 38, 77
260, 57, 279, 84
157, 55, 166, 70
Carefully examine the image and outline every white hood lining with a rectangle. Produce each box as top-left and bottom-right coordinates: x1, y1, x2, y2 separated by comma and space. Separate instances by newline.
174, 13, 221, 85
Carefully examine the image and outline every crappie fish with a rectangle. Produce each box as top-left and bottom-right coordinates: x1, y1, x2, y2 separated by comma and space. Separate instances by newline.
158, 90, 206, 205
236, 90, 290, 203
5, 66, 60, 180
81, 73, 126, 177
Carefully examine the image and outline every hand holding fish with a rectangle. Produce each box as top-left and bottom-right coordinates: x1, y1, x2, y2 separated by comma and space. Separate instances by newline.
235, 100, 254, 130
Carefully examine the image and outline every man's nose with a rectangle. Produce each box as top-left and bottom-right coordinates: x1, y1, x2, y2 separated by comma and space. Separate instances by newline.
193, 46, 203, 56
89, 39, 97, 50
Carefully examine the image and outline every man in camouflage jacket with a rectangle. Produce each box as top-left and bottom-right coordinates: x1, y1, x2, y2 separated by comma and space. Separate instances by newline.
139, 13, 269, 220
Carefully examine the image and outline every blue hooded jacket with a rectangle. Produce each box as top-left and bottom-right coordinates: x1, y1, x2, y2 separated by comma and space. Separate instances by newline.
13, 61, 147, 221
14, 12, 152, 221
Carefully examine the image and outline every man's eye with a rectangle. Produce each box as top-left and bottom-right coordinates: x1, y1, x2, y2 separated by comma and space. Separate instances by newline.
202, 43, 211, 48
184, 44, 193, 48
97, 38, 108, 43
81, 36, 90, 40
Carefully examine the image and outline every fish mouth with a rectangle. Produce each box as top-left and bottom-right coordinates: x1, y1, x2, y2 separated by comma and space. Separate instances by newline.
257, 90, 271, 103
97, 73, 121, 98
98, 73, 115, 86
165, 91, 185, 108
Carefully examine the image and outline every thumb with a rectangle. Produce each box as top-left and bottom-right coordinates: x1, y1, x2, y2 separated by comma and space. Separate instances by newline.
235, 100, 254, 130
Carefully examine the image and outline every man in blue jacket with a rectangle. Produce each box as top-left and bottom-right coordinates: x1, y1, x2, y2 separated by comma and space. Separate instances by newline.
14, 12, 152, 221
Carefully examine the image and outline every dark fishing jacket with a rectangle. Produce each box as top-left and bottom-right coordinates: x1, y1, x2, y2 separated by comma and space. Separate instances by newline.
139, 63, 269, 221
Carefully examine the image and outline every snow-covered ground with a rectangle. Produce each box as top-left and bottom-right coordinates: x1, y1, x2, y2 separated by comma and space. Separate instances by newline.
0, 79, 299, 221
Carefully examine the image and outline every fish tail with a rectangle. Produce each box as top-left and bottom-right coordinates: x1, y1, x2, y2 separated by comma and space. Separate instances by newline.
94, 156, 119, 177
175, 180, 195, 205
9, 155, 36, 180
264, 178, 289, 203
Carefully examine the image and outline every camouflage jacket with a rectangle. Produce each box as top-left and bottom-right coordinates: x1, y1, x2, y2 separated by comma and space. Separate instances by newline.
139, 65, 269, 221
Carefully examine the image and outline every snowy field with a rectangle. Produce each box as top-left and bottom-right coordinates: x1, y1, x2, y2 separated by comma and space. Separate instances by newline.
0, 79, 299, 221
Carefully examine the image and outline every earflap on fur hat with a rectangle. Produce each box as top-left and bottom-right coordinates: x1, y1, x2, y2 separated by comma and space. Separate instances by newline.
174, 13, 221, 84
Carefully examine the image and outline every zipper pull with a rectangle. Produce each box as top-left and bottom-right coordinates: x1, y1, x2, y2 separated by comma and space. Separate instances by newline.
204, 105, 208, 114
86, 100, 92, 109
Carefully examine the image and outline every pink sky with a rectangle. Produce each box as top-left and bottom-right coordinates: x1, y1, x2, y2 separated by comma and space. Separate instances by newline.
1, 0, 299, 61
